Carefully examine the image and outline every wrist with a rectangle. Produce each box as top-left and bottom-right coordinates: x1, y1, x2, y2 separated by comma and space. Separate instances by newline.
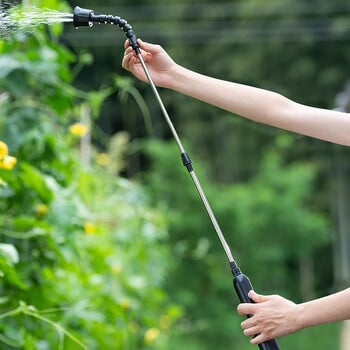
165, 63, 184, 90
295, 301, 319, 331
294, 303, 307, 331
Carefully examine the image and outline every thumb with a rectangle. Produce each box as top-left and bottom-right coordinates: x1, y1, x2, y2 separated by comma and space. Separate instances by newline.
137, 39, 162, 54
236, 291, 267, 316
248, 290, 271, 303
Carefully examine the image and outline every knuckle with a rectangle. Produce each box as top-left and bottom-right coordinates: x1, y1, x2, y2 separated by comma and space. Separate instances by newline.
254, 314, 264, 324
243, 329, 251, 336
240, 321, 245, 329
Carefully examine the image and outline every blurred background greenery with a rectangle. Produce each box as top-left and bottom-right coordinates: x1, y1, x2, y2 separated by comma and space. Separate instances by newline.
0, 0, 349, 349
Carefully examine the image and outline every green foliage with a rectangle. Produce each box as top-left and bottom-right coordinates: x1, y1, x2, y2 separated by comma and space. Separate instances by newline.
278, 322, 341, 350
61, 0, 345, 347
0, 1, 180, 349
0, 0, 343, 349
142, 137, 332, 349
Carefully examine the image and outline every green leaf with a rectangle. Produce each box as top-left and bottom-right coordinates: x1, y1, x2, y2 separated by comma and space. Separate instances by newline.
0, 55, 22, 79
12, 215, 51, 233
19, 163, 53, 202
0, 244, 19, 265
0, 297, 9, 305
0, 256, 26, 289
0, 331, 24, 348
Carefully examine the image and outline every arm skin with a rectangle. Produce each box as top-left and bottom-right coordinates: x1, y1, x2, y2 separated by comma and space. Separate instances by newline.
122, 39, 350, 146
237, 289, 350, 344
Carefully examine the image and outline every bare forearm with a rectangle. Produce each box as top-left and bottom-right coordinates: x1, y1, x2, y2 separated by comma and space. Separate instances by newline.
298, 288, 350, 329
123, 40, 350, 146
169, 65, 350, 146
169, 65, 287, 120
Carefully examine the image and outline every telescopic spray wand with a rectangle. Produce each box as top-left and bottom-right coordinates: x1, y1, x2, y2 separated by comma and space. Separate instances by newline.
73, 6, 280, 350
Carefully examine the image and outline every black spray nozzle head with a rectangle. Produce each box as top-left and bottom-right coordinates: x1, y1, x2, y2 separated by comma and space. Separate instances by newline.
73, 6, 94, 28
72, 6, 140, 53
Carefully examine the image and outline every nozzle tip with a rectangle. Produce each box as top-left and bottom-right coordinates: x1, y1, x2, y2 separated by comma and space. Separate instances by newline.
73, 6, 93, 28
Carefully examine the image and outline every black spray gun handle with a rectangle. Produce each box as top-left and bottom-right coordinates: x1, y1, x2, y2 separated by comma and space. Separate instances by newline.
234, 273, 280, 350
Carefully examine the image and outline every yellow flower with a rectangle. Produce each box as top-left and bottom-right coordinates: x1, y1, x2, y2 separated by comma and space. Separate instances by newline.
0, 141, 8, 158
144, 328, 160, 345
0, 142, 17, 171
35, 203, 49, 217
69, 122, 89, 137
0, 156, 17, 170
120, 298, 130, 311
84, 222, 96, 235
96, 153, 109, 166
111, 264, 123, 274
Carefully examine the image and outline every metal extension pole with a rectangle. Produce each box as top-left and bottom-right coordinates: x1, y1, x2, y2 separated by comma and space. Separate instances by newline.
72, 7, 281, 349
136, 53, 280, 350
137, 53, 237, 268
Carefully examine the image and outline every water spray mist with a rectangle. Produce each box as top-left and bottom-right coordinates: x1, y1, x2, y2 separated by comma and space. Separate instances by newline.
73, 6, 280, 350
0, 4, 73, 39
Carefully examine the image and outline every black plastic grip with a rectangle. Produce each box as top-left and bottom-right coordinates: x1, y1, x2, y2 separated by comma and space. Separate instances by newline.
233, 273, 280, 350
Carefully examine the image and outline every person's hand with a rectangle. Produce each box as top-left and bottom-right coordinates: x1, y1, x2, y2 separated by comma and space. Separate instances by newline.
237, 290, 301, 344
122, 39, 177, 88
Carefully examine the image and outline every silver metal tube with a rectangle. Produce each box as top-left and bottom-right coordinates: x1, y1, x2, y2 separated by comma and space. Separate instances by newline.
137, 53, 186, 154
189, 170, 235, 263
137, 52, 237, 266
